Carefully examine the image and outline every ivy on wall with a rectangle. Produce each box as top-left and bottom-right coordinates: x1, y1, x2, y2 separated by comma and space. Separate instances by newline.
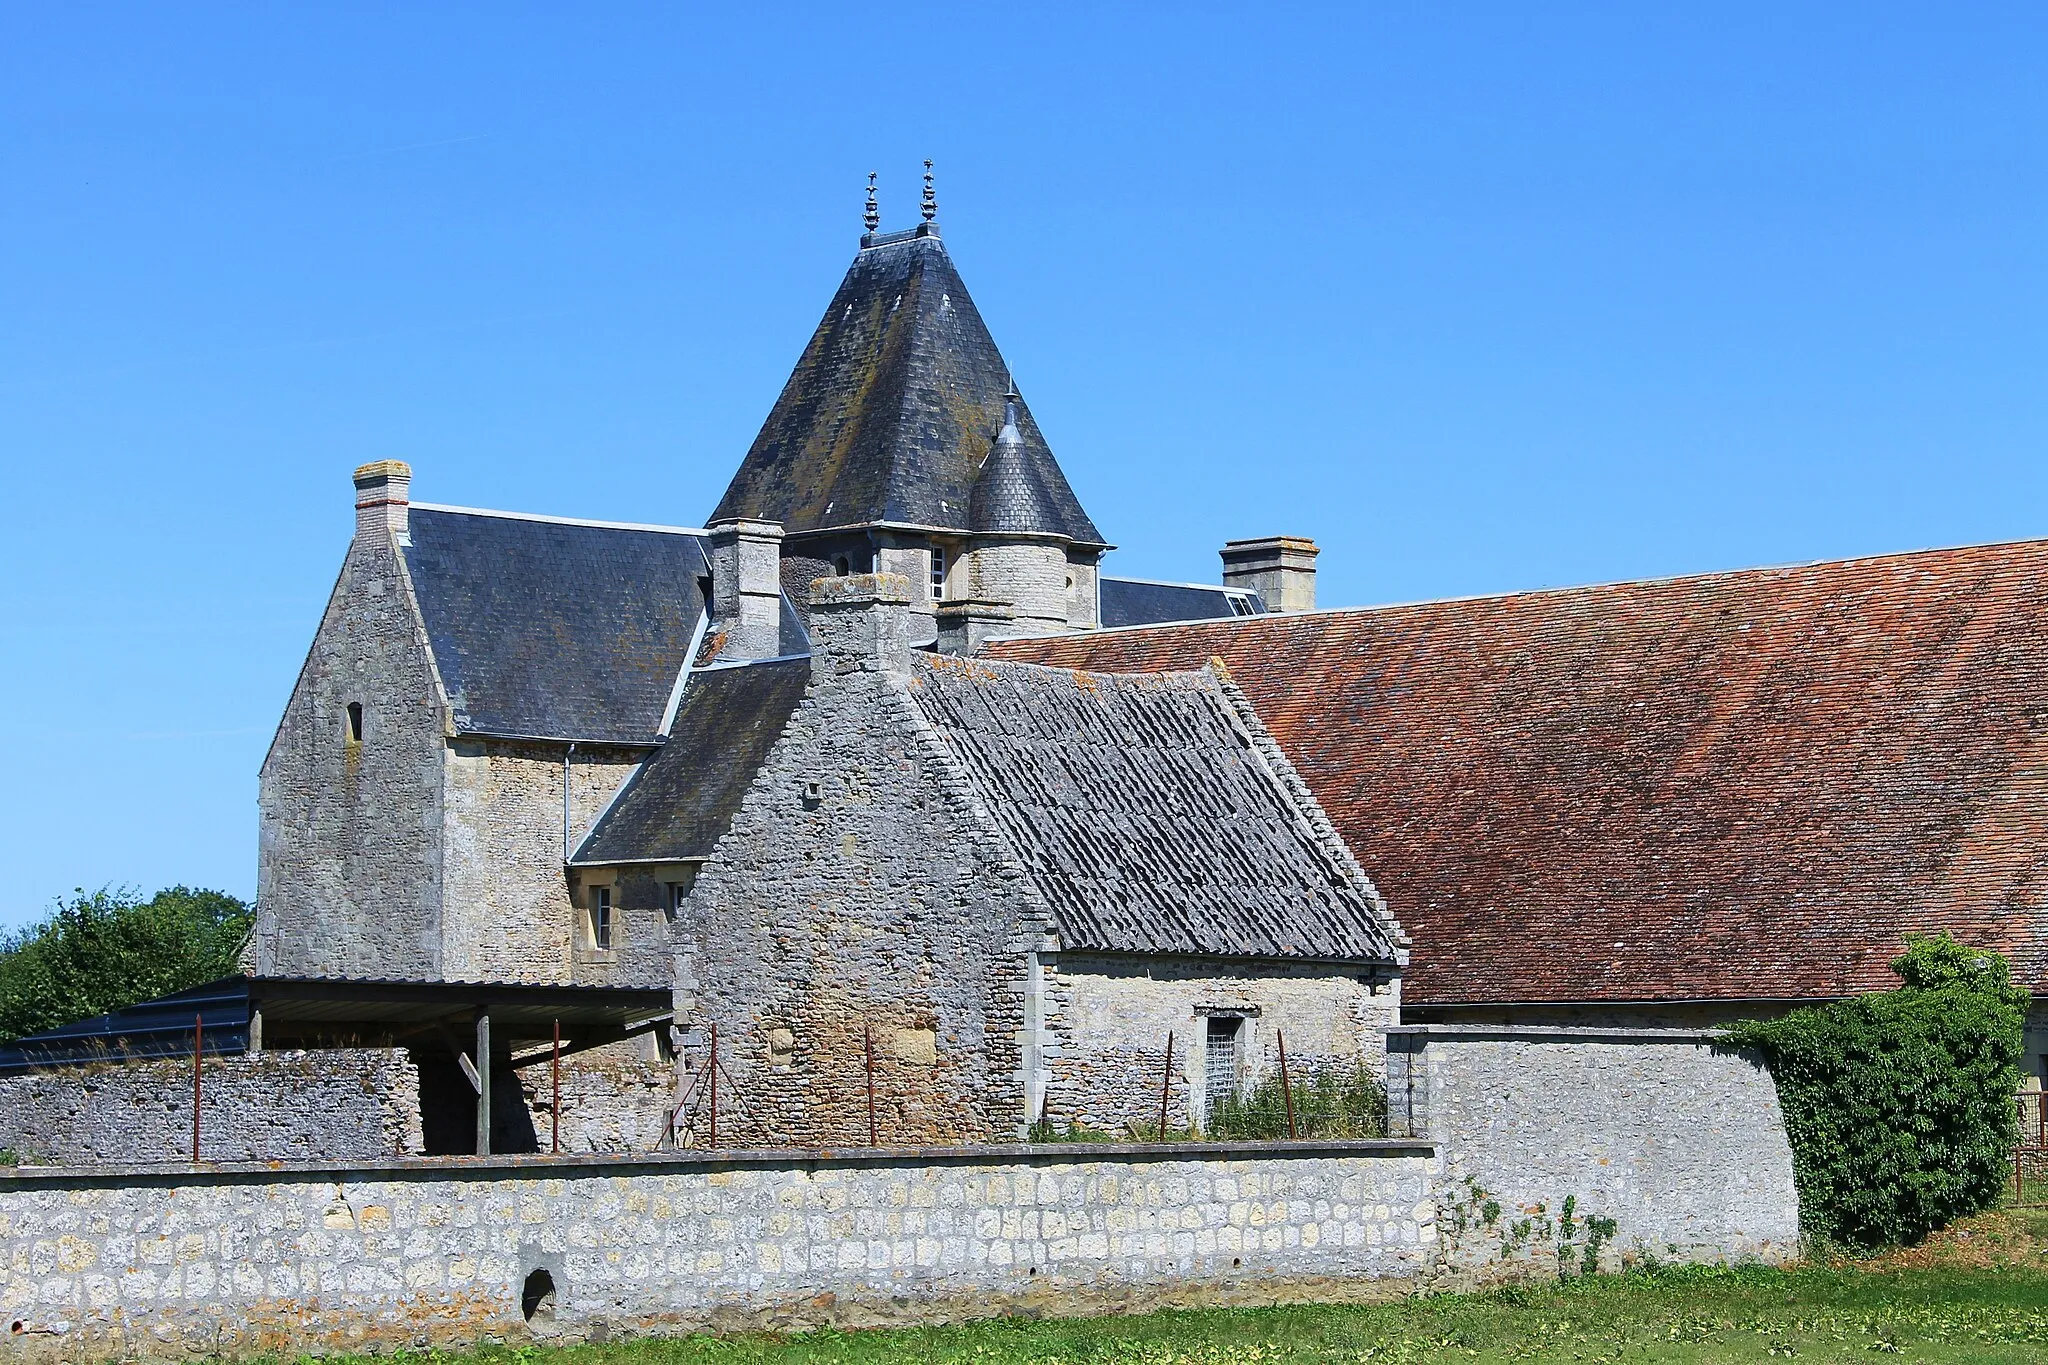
1727, 933, 2026, 1248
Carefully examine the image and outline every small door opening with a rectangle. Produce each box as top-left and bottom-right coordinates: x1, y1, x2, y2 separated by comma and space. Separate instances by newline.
345, 702, 364, 744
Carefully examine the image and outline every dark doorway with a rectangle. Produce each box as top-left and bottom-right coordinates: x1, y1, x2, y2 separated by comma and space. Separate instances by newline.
411, 1047, 475, 1155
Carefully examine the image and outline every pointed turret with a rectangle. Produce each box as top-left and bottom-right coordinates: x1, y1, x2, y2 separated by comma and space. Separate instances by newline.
969, 386, 1069, 536
709, 225, 1105, 550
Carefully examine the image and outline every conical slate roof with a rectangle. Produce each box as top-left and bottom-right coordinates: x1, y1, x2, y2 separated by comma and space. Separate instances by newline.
710, 227, 1106, 547
969, 393, 1071, 536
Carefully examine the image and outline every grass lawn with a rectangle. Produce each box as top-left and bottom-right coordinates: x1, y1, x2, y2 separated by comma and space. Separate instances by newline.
312, 1209, 2048, 1365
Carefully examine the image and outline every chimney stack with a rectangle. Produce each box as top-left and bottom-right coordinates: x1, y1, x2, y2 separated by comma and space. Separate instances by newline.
707, 517, 786, 661
1221, 535, 1319, 613
935, 599, 1017, 656
806, 573, 915, 675
353, 461, 412, 538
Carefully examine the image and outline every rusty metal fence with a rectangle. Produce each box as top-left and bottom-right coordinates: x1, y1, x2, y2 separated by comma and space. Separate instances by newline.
2017, 1091, 2048, 1206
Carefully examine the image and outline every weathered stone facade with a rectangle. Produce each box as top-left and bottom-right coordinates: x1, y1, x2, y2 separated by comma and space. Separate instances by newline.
253, 482, 448, 980
0, 1143, 1438, 1358
1040, 954, 1400, 1134
0, 1052, 423, 1166
677, 577, 1039, 1146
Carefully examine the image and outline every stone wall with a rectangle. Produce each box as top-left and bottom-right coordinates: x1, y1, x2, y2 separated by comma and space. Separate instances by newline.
253, 527, 449, 979
1388, 1025, 1800, 1271
0, 1141, 1436, 1360
441, 738, 652, 986
0, 1052, 423, 1166
676, 582, 1040, 1146
1040, 953, 1398, 1135
511, 1044, 675, 1155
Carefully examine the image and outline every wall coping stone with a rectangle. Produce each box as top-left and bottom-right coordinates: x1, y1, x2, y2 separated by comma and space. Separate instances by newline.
0, 1136, 1435, 1188
1388, 1024, 1730, 1043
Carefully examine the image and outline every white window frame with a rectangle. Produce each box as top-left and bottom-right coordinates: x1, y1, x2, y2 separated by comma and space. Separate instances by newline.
588, 885, 613, 951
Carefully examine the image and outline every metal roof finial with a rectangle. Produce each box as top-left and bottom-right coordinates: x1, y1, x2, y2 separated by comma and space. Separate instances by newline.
921, 159, 937, 222
863, 172, 879, 234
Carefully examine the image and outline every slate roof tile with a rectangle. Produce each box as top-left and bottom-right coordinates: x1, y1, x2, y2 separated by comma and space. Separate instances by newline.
402, 507, 710, 744
905, 654, 1401, 962
710, 231, 1104, 546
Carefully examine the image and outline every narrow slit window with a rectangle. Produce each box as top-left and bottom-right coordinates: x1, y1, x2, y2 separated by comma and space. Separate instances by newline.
589, 886, 613, 950
1204, 1017, 1241, 1112
345, 702, 364, 744
931, 548, 947, 601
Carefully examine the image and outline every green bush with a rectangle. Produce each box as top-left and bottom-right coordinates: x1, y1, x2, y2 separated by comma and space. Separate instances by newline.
0, 886, 253, 1042
1207, 1061, 1389, 1141
1726, 933, 2026, 1248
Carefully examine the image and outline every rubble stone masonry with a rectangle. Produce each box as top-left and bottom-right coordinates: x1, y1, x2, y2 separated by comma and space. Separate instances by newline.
0, 1143, 1436, 1358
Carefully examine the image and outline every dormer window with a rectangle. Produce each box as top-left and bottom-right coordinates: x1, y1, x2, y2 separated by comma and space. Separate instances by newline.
931, 549, 948, 602
345, 702, 364, 744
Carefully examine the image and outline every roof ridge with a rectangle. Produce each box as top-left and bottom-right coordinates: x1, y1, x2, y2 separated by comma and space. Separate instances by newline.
411, 503, 710, 536
1013, 533, 2048, 644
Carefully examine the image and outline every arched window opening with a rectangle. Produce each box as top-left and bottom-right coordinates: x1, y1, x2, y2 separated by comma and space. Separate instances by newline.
833, 555, 851, 576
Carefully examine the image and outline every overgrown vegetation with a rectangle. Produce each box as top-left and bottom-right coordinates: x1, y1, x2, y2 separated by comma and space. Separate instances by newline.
1206, 1062, 1388, 1141
1042, 1065, 1389, 1144
0, 886, 252, 1042
276, 1207, 2048, 1364
1727, 932, 2026, 1249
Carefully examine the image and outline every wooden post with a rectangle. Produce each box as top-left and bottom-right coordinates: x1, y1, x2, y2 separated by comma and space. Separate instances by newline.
191, 1013, 203, 1163
864, 1023, 878, 1147
1155, 1031, 1175, 1139
1277, 1028, 1298, 1139
474, 1010, 492, 1157
707, 1021, 719, 1150
550, 1018, 562, 1155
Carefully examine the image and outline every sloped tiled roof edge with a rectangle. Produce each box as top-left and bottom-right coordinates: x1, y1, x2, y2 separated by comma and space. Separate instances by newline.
982, 537, 2048, 1002
901, 653, 1402, 963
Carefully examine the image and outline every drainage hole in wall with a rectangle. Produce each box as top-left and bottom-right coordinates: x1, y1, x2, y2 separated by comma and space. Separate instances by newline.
1027, 1266, 1038, 1276
10, 1320, 25, 1334
521, 1269, 557, 1326
1231, 1258, 1242, 1269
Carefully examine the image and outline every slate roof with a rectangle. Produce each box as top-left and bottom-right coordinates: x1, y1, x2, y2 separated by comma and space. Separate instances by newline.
905, 654, 1402, 962
574, 657, 811, 864
402, 506, 710, 744
1099, 577, 1265, 629
984, 540, 2048, 1003
970, 397, 1069, 536
710, 228, 1106, 547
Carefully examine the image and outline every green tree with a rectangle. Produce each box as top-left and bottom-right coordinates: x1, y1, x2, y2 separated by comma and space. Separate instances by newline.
0, 886, 253, 1042
1728, 932, 2027, 1248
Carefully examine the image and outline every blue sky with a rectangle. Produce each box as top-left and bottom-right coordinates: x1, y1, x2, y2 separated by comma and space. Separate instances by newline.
3, 4, 2045, 929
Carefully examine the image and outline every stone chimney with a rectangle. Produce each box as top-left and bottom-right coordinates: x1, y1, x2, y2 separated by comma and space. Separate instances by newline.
807, 573, 915, 675
707, 517, 785, 661
353, 461, 412, 538
935, 599, 1017, 656
1221, 535, 1319, 613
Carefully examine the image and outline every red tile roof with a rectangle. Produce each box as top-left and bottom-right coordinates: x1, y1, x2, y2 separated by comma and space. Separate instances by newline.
985, 540, 2048, 1004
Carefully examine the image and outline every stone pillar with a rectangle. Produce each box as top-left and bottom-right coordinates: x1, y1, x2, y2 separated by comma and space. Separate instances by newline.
935, 599, 1017, 656
707, 517, 785, 661
806, 573, 915, 674
1221, 535, 1319, 613
353, 460, 412, 539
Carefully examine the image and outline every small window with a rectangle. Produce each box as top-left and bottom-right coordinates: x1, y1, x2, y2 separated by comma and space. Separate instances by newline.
833, 555, 851, 577
589, 886, 612, 950
665, 880, 689, 921
1204, 1017, 1241, 1111
930, 549, 948, 602
1228, 595, 1258, 618
345, 702, 364, 743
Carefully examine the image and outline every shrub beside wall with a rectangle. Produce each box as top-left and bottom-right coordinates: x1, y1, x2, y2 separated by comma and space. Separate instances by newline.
1728, 934, 2025, 1248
